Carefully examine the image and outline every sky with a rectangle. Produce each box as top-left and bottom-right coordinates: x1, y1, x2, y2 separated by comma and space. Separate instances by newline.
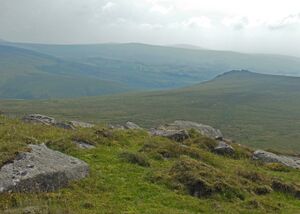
0, 0, 300, 56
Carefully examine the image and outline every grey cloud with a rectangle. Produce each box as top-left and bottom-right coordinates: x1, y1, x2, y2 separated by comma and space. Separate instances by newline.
222, 16, 249, 30
0, 0, 299, 57
267, 13, 300, 30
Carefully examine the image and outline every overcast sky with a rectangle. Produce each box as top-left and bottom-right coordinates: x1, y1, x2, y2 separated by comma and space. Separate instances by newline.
0, 0, 300, 56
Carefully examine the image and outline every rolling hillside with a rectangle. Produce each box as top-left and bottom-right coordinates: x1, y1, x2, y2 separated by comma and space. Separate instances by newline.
2, 41, 300, 99
12, 43, 300, 79
0, 45, 131, 99
1, 70, 300, 152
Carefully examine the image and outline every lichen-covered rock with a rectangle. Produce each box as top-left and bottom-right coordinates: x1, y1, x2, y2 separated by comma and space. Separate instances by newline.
22, 114, 56, 126
214, 141, 235, 155
150, 129, 190, 142
0, 144, 89, 193
124, 121, 142, 130
160, 120, 223, 139
253, 150, 300, 169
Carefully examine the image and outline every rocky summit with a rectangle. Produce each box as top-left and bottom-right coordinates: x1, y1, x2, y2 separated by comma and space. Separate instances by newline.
0, 144, 89, 193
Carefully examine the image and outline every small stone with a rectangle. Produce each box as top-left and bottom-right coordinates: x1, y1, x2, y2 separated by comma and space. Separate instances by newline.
124, 121, 142, 130
69, 121, 95, 128
73, 140, 96, 149
54, 122, 75, 130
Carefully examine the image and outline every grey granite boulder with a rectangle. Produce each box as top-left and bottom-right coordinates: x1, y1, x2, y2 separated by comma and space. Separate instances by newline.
124, 121, 142, 130
214, 141, 235, 155
161, 120, 223, 139
69, 121, 95, 128
22, 114, 94, 130
0, 144, 89, 193
150, 129, 190, 142
22, 114, 56, 126
253, 150, 300, 169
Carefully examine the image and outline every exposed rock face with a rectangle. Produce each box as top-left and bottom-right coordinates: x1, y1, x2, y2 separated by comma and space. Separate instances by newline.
69, 121, 95, 128
150, 129, 190, 142
22, 114, 56, 126
214, 141, 235, 155
0, 144, 89, 193
22, 114, 94, 130
124, 121, 142, 130
253, 150, 300, 169
161, 120, 223, 139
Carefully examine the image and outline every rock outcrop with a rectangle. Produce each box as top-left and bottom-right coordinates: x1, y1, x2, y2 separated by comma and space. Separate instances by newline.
253, 150, 300, 169
150, 129, 190, 142
69, 121, 95, 128
22, 114, 94, 130
214, 141, 235, 155
159, 120, 223, 139
0, 144, 89, 193
22, 114, 56, 126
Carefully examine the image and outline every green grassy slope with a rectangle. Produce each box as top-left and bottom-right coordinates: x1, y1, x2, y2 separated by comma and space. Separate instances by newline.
0, 45, 131, 99
2, 70, 300, 152
1, 115, 300, 213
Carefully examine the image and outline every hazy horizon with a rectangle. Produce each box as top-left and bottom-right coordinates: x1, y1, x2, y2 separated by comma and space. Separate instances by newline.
1, 0, 300, 57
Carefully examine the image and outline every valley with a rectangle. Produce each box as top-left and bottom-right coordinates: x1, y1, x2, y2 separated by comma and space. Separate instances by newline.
1, 70, 300, 152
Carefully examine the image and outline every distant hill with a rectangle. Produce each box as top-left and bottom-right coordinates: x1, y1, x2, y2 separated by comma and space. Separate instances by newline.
11, 42, 300, 77
169, 44, 206, 50
0, 45, 130, 99
2, 42, 300, 99
2, 70, 300, 152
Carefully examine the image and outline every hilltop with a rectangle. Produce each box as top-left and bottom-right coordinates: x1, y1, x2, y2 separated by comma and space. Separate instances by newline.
0, 45, 131, 99
0, 114, 300, 213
